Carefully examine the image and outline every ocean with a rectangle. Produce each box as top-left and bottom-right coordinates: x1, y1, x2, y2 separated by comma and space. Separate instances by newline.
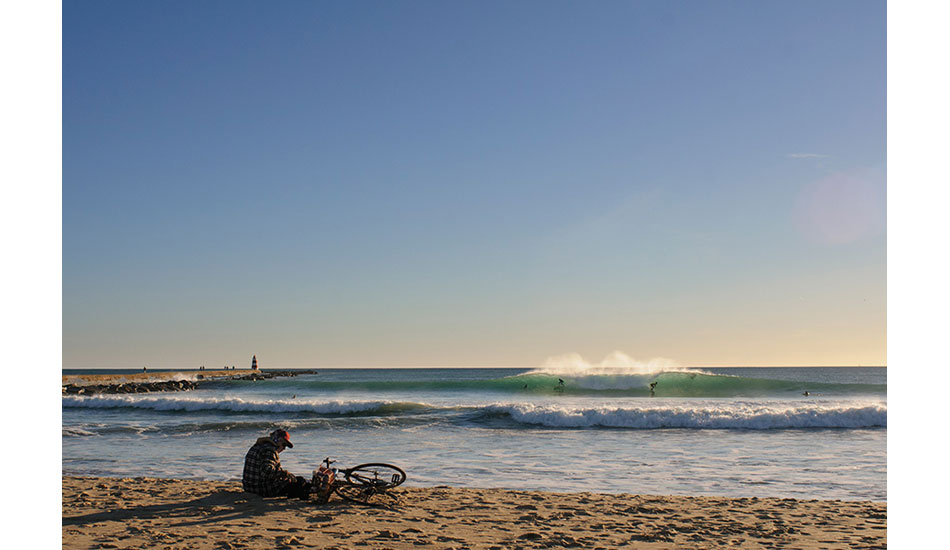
62, 366, 886, 502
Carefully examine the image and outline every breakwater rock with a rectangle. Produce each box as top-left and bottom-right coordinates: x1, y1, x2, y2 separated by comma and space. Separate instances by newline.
63, 380, 199, 395
62, 369, 320, 395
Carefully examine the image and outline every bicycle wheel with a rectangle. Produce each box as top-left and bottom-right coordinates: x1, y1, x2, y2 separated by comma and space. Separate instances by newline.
344, 463, 407, 488
333, 481, 398, 506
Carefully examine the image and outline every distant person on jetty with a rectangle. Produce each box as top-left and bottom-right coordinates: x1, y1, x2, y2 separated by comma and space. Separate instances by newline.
242, 429, 312, 500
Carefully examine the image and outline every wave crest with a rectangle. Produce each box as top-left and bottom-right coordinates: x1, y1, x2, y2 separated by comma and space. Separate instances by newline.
482, 402, 887, 430
61, 395, 430, 416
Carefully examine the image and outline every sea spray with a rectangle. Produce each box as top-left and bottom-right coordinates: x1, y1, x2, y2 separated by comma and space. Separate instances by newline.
530, 351, 688, 376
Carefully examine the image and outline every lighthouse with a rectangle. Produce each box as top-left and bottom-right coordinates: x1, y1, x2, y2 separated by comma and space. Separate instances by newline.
251, 355, 258, 370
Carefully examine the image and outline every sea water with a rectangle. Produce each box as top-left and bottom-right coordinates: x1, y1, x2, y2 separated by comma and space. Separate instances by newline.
62, 366, 886, 501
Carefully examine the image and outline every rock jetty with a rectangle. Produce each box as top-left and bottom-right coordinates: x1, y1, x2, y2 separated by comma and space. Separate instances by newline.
62, 369, 319, 395
63, 380, 199, 395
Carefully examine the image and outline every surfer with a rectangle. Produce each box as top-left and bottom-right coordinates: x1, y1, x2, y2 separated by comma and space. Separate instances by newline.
554, 378, 565, 392
649, 381, 657, 397
802, 391, 810, 396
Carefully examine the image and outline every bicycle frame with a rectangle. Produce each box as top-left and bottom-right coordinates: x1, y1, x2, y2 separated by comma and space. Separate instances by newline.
312, 457, 407, 506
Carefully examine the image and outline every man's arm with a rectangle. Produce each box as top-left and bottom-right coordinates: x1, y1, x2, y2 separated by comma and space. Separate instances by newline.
261, 450, 296, 489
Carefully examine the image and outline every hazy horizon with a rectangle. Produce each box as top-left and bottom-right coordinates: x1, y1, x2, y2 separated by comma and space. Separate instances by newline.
61, 350, 886, 371
62, 365, 887, 370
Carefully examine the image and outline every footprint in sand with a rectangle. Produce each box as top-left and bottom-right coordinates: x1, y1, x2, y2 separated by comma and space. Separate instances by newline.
275, 535, 303, 547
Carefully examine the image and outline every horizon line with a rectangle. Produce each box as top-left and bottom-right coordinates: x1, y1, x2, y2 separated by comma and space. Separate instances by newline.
61, 364, 887, 370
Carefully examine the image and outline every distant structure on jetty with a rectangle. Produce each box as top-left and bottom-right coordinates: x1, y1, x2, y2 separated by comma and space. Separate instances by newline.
251, 355, 258, 370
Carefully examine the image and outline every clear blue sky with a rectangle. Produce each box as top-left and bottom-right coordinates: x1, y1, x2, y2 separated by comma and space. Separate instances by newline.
63, 0, 886, 368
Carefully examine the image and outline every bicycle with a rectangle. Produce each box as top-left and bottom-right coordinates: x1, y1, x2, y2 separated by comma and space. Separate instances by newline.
311, 457, 407, 506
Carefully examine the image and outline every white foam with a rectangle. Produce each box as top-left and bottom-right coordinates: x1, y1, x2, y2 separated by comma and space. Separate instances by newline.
61, 395, 421, 415
62, 426, 97, 437
486, 401, 887, 429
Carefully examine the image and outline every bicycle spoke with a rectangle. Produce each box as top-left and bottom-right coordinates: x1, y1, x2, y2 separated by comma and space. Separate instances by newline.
344, 463, 407, 488
334, 482, 397, 506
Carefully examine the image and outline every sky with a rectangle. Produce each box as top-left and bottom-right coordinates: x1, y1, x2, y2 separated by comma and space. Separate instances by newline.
62, 0, 886, 369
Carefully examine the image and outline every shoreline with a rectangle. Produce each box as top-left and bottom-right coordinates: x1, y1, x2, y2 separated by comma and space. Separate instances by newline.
63, 476, 886, 549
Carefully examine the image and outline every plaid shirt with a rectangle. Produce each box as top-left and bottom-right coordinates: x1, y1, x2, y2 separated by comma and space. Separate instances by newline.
242, 438, 297, 497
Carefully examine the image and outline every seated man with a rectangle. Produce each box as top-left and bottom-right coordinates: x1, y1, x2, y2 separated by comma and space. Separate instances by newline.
242, 429, 311, 499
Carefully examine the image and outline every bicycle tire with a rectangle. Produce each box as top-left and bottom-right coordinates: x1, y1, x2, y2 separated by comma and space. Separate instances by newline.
344, 463, 407, 488
332, 482, 398, 506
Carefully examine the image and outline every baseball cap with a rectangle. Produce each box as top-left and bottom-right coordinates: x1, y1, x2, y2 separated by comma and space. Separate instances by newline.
270, 429, 293, 448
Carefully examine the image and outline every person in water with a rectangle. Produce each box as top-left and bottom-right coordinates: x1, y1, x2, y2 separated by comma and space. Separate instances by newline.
649, 381, 657, 397
242, 429, 312, 499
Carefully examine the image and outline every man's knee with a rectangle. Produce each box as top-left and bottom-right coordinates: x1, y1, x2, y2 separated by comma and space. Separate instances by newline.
284, 476, 311, 499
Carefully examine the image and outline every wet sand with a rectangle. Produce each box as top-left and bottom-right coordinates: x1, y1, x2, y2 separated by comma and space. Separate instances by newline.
62, 476, 885, 549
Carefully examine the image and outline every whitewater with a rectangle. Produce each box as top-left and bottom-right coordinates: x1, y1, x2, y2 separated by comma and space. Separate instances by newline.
62, 363, 886, 501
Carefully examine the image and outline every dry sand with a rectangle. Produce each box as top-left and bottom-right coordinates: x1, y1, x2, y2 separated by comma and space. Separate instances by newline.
63, 476, 885, 549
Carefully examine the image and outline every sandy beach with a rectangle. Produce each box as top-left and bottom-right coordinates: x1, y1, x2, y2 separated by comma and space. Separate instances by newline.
62, 476, 885, 549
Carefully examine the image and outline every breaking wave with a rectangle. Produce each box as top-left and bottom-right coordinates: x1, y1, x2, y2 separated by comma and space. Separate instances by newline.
62, 395, 886, 430
478, 402, 887, 430
61, 395, 432, 416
